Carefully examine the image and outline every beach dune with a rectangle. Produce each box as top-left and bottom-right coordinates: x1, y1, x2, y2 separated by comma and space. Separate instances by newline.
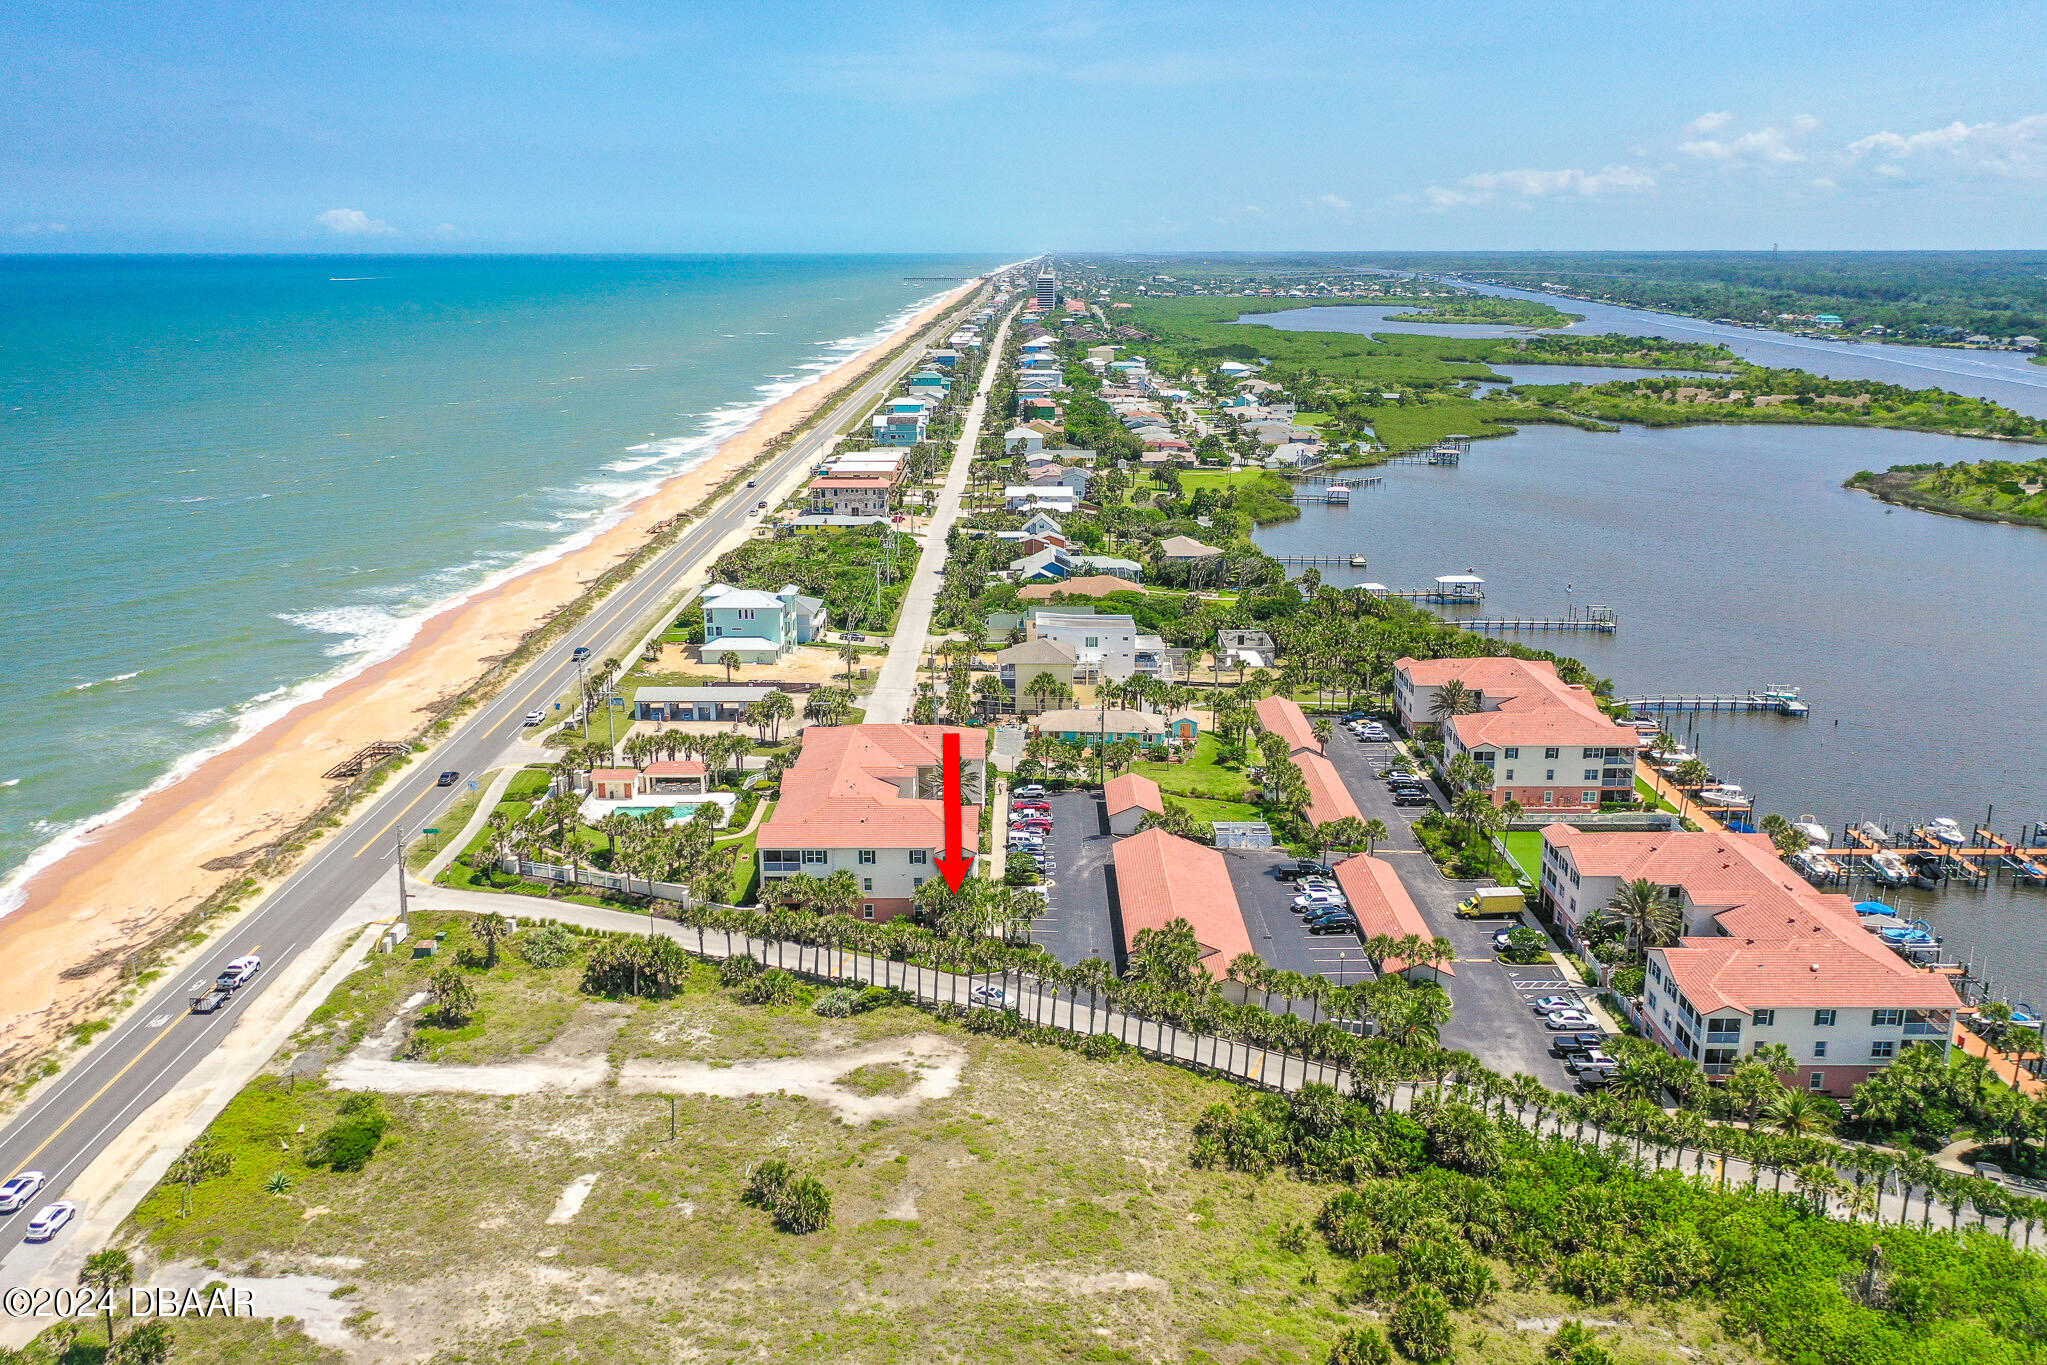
0, 282, 975, 1084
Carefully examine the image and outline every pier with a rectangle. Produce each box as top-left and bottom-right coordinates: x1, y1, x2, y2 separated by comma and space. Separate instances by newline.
1462, 609, 1617, 635
1623, 686, 1809, 716
1275, 554, 1370, 567
322, 741, 411, 781
1358, 574, 1485, 604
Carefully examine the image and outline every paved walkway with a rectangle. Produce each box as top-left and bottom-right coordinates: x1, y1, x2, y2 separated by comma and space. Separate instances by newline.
422, 766, 517, 882
864, 303, 1018, 723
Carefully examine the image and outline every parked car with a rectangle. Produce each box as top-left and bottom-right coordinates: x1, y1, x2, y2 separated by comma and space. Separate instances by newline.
1012, 785, 1046, 799
1293, 894, 1346, 912
1275, 860, 1335, 882
23, 1202, 75, 1242
1384, 768, 1419, 780
1531, 995, 1579, 1012
1576, 1066, 1615, 1090
1393, 791, 1433, 807
1551, 1032, 1606, 1058
217, 955, 262, 989
1307, 917, 1361, 935
1545, 1011, 1597, 1031
842, 632, 867, 642
523, 709, 545, 726
1567, 1049, 1617, 1075
0, 1171, 45, 1214
968, 984, 1017, 1010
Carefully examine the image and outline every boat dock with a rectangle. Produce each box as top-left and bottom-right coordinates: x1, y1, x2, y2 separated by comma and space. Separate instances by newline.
1978, 828, 2047, 882
1359, 574, 1485, 604
1275, 554, 1369, 567
1462, 609, 1617, 635
1622, 686, 1810, 716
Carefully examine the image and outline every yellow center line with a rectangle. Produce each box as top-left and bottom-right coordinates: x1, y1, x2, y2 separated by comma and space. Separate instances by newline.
353, 784, 437, 857
6, 1013, 190, 1178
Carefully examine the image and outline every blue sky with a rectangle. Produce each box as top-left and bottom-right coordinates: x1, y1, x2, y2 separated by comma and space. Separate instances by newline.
5, 0, 2044, 251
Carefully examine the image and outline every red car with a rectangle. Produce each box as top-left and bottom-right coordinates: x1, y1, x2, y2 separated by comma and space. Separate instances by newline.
1010, 801, 1051, 813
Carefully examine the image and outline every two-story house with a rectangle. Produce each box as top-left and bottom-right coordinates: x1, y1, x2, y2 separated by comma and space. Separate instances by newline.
698, 582, 827, 665
756, 725, 986, 922
871, 395, 932, 446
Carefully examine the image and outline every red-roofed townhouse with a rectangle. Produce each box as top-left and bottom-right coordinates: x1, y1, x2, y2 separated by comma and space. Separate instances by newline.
1110, 828, 1254, 981
1103, 773, 1163, 836
756, 725, 985, 922
1253, 695, 1321, 755
1333, 855, 1454, 983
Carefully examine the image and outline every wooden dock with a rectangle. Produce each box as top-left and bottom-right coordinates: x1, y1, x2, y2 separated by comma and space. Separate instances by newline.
1275, 554, 1368, 567
1978, 828, 2047, 882
1623, 688, 1809, 716
1463, 610, 1616, 635
322, 741, 411, 781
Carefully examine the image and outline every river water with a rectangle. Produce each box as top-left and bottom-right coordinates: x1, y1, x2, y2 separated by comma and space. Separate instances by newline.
1244, 302, 2047, 1005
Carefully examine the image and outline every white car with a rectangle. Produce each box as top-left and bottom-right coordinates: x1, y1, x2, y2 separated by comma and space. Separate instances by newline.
1012, 785, 1047, 799
1293, 893, 1346, 911
0, 1171, 45, 1214
523, 709, 545, 726
969, 984, 1018, 1009
1531, 995, 1579, 1012
1545, 1011, 1597, 1031
217, 955, 262, 989
23, 1201, 75, 1242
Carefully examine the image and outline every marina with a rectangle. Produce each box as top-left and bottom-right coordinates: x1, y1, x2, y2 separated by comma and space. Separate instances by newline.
1622, 686, 1810, 716
1462, 610, 1617, 635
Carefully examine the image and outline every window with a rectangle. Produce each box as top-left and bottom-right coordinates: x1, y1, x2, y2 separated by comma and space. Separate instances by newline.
1504, 770, 1516, 781
1545, 769, 1556, 782
1543, 791, 1555, 805
1808, 1072, 1826, 1091
1582, 747, 1601, 759
1813, 1009, 1836, 1026
1504, 747, 1520, 759
1871, 1008, 1904, 1027
858, 849, 876, 865
738, 608, 756, 620
1474, 750, 1495, 763
912, 877, 925, 889
1583, 769, 1600, 782
1706, 1019, 1741, 1041
1084, 636, 1099, 648
862, 905, 875, 920
862, 877, 873, 892
1752, 1008, 1775, 1026
802, 849, 828, 866
1870, 1040, 1896, 1060
1813, 1041, 1828, 1058
1582, 791, 1598, 804
909, 849, 928, 865
1544, 747, 1560, 760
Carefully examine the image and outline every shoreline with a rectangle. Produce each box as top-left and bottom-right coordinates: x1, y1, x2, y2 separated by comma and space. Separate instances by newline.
0, 277, 980, 1079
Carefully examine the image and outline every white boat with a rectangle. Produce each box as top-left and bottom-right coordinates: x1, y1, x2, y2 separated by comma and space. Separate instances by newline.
1795, 849, 1842, 880
1792, 814, 1830, 847
1697, 784, 1751, 808
1927, 817, 1966, 846
1857, 820, 1891, 845
1870, 850, 1911, 886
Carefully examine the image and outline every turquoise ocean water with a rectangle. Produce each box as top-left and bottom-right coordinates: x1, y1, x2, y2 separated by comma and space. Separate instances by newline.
0, 254, 1006, 906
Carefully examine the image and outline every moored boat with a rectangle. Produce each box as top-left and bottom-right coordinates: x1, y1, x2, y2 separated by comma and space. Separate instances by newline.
1904, 851, 1946, 888
1927, 817, 1965, 846
1870, 850, 1910, 886
1793, 814, 1831, 847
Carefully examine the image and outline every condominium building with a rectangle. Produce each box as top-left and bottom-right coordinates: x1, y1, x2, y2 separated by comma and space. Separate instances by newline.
1539, 822, 1960, 1097
1394, 656, 1638, 813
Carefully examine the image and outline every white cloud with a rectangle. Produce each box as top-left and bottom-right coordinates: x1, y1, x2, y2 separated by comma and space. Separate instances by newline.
1679, 117, 1817, 166
316, 208, 397, 237
1312, 193, 1351, 211
1685, 111, 1733, 135
1421, 163, 1656, 210
11, 223, 68, 235
1845, 112, 2047, 179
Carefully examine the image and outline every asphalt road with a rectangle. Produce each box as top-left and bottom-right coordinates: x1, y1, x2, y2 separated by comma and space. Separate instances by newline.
0, 283, 987, 1262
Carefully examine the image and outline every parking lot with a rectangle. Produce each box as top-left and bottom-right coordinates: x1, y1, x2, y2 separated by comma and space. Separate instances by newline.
1021, 789, 1118, 966
1320, 721, 1582, 1090
1223, 847, 1377, 989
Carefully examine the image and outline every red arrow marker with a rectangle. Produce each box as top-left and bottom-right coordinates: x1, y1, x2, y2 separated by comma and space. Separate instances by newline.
933, 730, 975, 892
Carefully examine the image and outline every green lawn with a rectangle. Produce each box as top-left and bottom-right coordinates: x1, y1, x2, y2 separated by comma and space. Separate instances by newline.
1129, 734, 1255, 802
1174, 796, 1262, 826
1501, 830, 1545, 885
1636, 775, 1679, 813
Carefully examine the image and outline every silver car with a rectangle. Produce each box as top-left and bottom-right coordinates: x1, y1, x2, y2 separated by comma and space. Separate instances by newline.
0, 1171, 45, 1214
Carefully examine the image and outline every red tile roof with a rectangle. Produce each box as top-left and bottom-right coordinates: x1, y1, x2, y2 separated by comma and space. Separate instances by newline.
1333, 856, 1453, 976
641, 760, 706, 777
1295, 751, 1363, 827
589, 768, 638, 783
759, 725, 984, 851
1397, 655, 1638, 752
1112, 828, 1254, 981
1103, 773, 1164, 817
1254, 695, 1321, 754
1657, 939, 1960, 1012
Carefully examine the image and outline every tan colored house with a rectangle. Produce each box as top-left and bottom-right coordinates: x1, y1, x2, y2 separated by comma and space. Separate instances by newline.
995, 638, 1077, 713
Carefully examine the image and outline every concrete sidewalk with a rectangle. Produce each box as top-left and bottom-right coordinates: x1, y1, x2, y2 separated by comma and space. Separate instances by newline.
864, 304, 1018, 723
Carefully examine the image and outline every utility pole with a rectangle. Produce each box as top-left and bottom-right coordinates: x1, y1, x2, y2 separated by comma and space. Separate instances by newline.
393, 830, 410, 929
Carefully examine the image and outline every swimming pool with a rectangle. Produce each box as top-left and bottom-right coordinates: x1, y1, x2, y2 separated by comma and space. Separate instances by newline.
614, 803, 712, 821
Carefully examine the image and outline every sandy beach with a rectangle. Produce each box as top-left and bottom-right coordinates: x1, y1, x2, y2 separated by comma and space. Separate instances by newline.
0, 280, 976, 1083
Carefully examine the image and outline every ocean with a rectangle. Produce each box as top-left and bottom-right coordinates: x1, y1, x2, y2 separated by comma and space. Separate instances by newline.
0, 253, 1006, 904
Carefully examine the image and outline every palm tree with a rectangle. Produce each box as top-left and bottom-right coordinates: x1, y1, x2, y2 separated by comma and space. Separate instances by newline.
1603, 878, 1682, 957
758, 689, 796, 742
838, 643, 862, 679
474, 911, 512, 969
1023, 671, 1067, 716
79, 1248, 133, 1345
1428, 678, 1477, 727
1767, 1088, 1836, 1137
1672, 757, 1712, 789
1362, 818, 1388, 855
719, 650, 742, 683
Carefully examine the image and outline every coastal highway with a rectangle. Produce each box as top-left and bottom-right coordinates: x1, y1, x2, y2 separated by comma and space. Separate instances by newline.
0, 279, 993, 1265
